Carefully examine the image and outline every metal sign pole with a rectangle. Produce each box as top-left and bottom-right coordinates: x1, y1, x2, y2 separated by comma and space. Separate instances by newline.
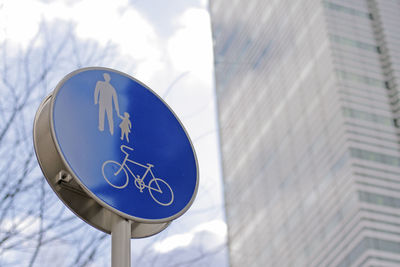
111, 215, 132, 267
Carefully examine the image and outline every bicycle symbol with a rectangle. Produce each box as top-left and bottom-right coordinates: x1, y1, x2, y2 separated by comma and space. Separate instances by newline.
102, 145, 174, 206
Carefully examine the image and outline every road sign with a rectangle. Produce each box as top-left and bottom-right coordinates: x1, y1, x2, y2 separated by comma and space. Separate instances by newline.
34, 67, 198, 237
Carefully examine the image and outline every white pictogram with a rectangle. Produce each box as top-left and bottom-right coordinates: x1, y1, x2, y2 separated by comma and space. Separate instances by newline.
102, 146, 174, 206
94, 73, 132, 143
94, 73, 121, 135
96, 74, 172, 205
119, 112, 132, 142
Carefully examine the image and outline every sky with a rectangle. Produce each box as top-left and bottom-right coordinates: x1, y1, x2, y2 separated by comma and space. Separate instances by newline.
0, 0, 227, 266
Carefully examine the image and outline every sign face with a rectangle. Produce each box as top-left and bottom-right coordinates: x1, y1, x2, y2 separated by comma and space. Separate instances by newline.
51, 67, 198, 222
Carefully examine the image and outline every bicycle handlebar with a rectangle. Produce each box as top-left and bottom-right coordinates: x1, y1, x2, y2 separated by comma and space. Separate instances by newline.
121, 145, 134, 154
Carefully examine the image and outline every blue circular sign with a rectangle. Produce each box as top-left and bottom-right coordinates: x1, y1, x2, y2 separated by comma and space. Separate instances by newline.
51, 67, 198, 222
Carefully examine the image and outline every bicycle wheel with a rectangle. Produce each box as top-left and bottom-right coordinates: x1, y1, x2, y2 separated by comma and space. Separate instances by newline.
102, 160, 129, 189
148, 178, 174, 206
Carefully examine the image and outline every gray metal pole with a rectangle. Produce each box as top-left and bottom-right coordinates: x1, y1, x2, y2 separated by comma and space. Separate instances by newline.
111, 215, 132, 267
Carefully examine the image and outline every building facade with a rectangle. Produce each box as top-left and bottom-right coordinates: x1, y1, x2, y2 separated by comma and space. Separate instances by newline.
210, 0, 400, 266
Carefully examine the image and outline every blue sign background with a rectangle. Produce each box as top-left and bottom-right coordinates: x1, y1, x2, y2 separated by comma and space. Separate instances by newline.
52, 68, 198, 221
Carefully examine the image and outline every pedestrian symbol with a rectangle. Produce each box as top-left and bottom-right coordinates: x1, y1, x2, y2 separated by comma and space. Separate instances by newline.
94, 73, 133, 142
94, 73, 121, 135
119, 112, 132, 142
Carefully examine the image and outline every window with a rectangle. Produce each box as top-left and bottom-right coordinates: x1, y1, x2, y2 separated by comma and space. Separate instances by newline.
350, 147, 400, 166
323, 1, 369, 18
342, 107, 393, 126
329, 34, 377, 52
337, 237, 400, 266
336, 70, 385, 87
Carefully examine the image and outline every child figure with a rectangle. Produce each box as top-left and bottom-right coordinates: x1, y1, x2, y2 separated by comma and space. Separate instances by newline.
119, 112, 132, 142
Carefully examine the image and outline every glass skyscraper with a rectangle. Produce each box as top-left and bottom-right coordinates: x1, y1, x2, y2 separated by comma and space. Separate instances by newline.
210, 0, 400, 266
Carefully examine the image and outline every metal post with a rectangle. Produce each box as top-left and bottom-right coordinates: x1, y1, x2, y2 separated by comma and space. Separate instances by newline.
111, 215, 132, 267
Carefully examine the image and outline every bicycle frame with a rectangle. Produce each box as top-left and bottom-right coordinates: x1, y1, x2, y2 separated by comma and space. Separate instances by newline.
102, 144, 174, 206
115, 145, 162, 193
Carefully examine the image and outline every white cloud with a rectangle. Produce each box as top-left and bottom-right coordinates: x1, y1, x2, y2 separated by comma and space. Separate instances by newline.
0, 0, 163, 74
154, 232, 194, 253
153, 219, 227, 253
167, 8, 213, 80
1, 215, 40, 234
0, 0, 214, 105
70, 0, 161, 60
156, 7, 215, 129
0, 0, 43, 44
194, 219, 227, 237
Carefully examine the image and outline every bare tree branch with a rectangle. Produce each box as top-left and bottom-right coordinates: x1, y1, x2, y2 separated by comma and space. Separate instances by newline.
0, 19, 117, 266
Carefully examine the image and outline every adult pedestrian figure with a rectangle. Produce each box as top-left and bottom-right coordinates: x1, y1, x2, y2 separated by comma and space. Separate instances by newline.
94, 73, 120, 135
